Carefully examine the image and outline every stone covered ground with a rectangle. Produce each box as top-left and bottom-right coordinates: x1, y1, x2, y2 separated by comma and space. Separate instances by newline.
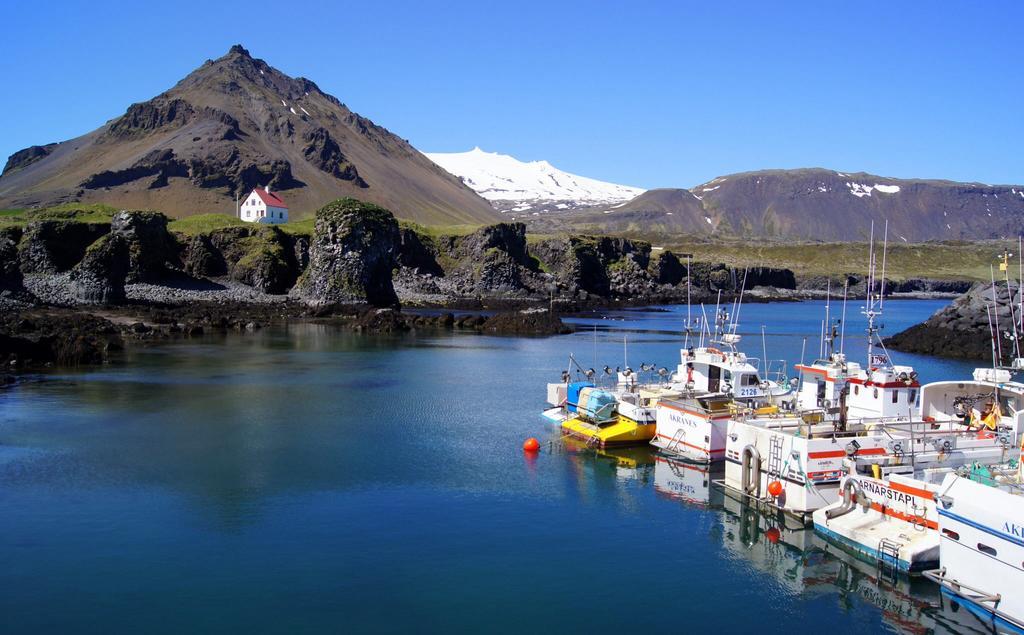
0, 197, 976, 371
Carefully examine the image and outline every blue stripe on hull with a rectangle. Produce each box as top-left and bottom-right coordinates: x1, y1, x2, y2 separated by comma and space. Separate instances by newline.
939, 587, 1024, 634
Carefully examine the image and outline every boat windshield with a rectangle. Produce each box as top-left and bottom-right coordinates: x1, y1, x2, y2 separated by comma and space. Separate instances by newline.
699, 397, 733, 413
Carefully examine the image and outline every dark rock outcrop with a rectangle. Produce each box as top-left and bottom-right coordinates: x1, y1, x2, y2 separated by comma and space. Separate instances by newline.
886, 282, 1018, 360
0, 309, 123, 367
229, 232, 294, 294
69, 234, 130, 304
179, 225, 301, 293
295, 198, 400, 306
0, 226, 24, 290
397, 226, 443, 276
17, 219, 110, 273
530, 235, 653, 298
480, 309, 572, 335
436, 222, 546, 295
302, 127, 367, 185
3, 143, 58, 175
182, 233, 227, 278
652, 251, 685, 285
110, 210, 175, 282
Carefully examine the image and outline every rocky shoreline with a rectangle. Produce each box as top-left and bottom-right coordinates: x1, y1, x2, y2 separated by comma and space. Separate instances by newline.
0, 197, 972, 372
886, 281, 1019, 361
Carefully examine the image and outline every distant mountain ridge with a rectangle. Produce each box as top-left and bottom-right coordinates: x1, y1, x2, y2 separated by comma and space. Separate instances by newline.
423, 147, 644, 215
528, 168, 1024, 241
0, 45, 499, 225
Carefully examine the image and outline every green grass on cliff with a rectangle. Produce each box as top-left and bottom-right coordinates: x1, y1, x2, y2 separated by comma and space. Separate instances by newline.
168, 213, 246, 235
0, 203, 118, 228
650, 238, 1009, 282
169, 214, 316, 237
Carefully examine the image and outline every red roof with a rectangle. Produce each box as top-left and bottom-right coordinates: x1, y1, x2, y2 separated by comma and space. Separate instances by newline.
254, 188, 288, 209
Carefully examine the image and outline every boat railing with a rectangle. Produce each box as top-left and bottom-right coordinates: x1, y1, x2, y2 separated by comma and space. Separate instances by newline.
662, 398, 733, 418
731, 409, 1017, 447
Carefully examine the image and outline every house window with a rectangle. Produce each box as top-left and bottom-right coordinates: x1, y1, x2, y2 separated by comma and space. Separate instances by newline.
892, 390, 899, 404
978, 543, 997, 557
942, 528, 959, 541
854, 385, 859, 396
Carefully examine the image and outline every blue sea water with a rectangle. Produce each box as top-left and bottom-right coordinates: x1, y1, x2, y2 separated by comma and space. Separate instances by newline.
0, 300, 1003, 633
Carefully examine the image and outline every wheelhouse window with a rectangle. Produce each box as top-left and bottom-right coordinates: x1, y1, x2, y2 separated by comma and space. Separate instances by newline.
892, 390, 899, 404
978, 543, 997, 557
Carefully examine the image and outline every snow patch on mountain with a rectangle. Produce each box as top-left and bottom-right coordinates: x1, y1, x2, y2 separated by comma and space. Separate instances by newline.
424, 147, 644, 213
847, 182, 902, 197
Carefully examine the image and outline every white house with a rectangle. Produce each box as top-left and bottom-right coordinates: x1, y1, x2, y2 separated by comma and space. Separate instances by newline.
240, 186, 289, 224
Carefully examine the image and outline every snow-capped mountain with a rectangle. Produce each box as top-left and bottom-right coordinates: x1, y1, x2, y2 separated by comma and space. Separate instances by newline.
424, 147, 645, 214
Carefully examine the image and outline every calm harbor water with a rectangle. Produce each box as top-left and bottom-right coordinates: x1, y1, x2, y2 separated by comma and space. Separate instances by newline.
0, 299, 999, 633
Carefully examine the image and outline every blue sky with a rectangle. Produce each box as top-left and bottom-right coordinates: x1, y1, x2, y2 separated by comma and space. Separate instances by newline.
3, 1, 1021, 189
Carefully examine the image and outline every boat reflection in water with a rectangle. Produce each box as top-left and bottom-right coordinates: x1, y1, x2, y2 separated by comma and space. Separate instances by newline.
554, 440, 1017, 634
653, 453, 725, 508
716, 495, 1017, 634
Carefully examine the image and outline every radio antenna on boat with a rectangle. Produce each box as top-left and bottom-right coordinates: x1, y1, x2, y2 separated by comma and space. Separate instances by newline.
623, 334, 628, 370
840, 278, 849, 355
683, 253, 694, 348
761, 324, 768, 375
819, 318, 826, 360
879, 219, 889, 311
1000, 247, 1022, 363
987, 303, 999, 369
863, 220, 891, 371
731, 267, 749, 337
991, 263, 1004, 365
699, 303, 710, 348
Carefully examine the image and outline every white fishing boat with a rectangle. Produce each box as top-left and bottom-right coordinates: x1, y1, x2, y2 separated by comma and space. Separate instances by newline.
719, 223, 1017, 521
811, 367, 1024, 573
650, 301, 792, 462
924, 464, 1024, 632
814, 249, 1024, 577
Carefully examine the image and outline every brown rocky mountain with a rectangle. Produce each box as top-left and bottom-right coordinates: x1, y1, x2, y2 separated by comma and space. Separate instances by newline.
525, 168, 1024, 241
0, 45, 499, 225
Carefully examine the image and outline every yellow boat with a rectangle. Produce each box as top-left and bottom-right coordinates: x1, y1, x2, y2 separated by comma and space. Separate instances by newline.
561, 412, 656, 448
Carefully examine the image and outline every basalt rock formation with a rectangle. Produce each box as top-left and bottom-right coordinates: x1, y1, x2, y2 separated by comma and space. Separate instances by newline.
69, 234, 130, 305
18, 220, 110, 273
0, 227, 24, 291
296, 198, 401, 306
110, 210, 176, 282
886, 282, 1020, 360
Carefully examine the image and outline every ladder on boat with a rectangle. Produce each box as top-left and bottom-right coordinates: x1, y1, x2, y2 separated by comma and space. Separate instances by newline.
666, 428, 686, 454
767, 434, 784, 478
877, 538, 902, 583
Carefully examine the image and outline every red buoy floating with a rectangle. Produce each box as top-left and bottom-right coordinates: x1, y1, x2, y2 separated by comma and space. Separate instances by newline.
767, 480, 783, 497
766, 527, 781, 544
523, 437, 541, 453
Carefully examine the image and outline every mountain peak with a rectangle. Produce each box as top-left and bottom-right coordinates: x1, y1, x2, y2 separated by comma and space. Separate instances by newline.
424, 148, 644, 214
0, 46, 499, 225
227, 44, 251, 58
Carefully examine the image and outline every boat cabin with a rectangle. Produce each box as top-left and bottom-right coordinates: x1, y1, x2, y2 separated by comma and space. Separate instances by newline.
919, 368, 1024, 438
676, 346, 774, 399
793, 353, 919, 421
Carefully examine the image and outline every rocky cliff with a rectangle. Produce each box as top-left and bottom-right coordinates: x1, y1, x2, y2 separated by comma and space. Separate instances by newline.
886, 282, 1022, 360
0, 198, 810, 311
